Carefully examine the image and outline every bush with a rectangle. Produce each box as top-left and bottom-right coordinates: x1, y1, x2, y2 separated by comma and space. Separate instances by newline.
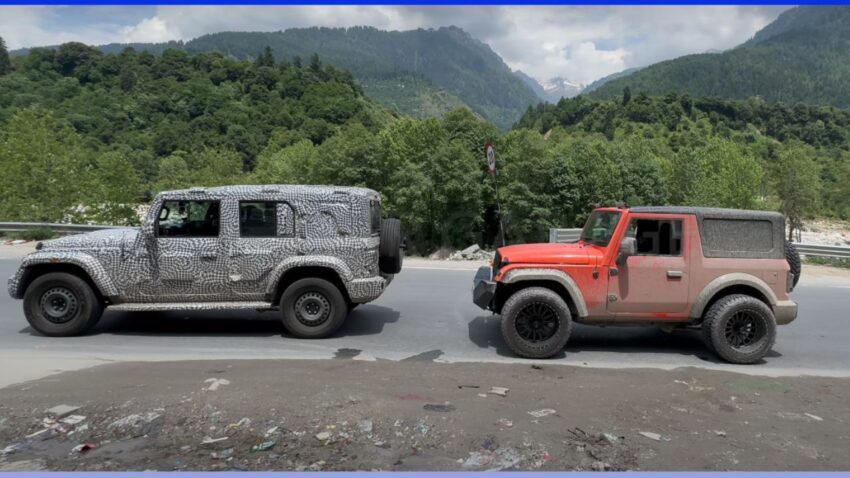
805, 256, 850, 269
10, 227, 57, 241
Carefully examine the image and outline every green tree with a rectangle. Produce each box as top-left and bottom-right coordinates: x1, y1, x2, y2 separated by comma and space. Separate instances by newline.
0, 109, 91, 221
88, 151, 143, 225
0, 36, 11, 75
252, 139, 317, 184
189, 149, 245, 186
671, 138, 762, 209
771, 141, 822, 240
155, 153, 191, 192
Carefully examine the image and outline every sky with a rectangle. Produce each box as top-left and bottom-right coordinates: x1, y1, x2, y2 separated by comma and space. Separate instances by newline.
0, 6, 791, 86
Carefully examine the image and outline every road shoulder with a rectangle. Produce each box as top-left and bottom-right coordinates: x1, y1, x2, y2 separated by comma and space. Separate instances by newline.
0, 359, 847, 471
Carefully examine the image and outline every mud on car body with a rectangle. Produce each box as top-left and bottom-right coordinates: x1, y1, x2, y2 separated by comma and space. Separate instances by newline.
8, 185, 404, 338
473, 206, 800, 364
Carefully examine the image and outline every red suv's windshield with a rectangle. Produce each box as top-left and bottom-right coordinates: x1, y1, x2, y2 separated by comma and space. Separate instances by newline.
580, 211, 621, 246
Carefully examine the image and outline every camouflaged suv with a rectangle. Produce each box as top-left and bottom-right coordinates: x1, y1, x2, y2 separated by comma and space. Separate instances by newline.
8, 185, 403, 338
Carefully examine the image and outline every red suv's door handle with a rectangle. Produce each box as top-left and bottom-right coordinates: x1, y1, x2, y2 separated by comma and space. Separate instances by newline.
667, 270, 683, 278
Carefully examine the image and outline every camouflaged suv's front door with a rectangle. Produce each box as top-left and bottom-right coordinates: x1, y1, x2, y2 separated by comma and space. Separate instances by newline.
145, 198, 229, 301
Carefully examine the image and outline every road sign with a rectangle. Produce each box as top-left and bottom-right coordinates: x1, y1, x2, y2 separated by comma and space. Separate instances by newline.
485, 143, 496, 174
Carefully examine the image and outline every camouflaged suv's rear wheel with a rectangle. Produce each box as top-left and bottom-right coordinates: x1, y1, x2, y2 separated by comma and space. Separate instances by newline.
702, 294, 776, 364
500, 287, 572, 359
23, 272, 103, 337
280, 278, 347, 339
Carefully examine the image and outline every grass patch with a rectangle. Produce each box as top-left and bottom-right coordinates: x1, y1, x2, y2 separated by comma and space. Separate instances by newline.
9, 227, 57, 242
805, 256, 850, 269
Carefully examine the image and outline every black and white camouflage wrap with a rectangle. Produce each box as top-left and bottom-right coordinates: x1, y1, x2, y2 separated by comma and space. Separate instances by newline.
8, 185, 393, 307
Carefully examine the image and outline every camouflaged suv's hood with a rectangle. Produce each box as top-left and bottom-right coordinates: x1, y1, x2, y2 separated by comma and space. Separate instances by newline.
39, 228, 138, 251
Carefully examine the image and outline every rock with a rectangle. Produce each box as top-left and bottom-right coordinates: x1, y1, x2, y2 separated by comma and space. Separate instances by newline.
70, 443, 97, 454
315, 431, 332, 441
201, 436, 228, 445
423, 403, 456, 413
358, 419, 374, 434
211, 448, 234, 459
638, 431, 670, 442
108, 412, 164, 438
59, 415, 86, 425
250, 441, 276, 452
489, 386, 510, 397
45, 405, 80, 419
204, 378, 231, 391
527, 408, 556, 418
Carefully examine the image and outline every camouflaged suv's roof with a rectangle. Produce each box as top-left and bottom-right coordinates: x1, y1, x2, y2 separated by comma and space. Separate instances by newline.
161, 185, 379, 199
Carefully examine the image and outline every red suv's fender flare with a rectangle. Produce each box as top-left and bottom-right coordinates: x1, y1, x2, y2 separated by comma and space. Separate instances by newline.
500, 268, 589, 318
689, 273, 778, 319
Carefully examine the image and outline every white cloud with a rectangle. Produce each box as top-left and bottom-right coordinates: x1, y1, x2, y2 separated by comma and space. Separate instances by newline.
120, 16, 180, 43
0, 6, 790, 85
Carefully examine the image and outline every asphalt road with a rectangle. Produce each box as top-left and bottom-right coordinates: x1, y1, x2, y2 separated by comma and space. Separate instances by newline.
1, 258, 849, 386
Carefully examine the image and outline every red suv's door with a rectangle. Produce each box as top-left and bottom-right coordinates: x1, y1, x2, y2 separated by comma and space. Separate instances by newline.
607, 214, 691, 318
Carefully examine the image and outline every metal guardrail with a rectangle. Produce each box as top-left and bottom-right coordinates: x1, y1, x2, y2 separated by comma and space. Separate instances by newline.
548, 228, 850, 260
794, 244, 850, 259
0, 222, 128, 236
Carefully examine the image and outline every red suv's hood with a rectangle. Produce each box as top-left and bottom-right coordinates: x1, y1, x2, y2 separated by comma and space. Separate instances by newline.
497, 242, 603, 266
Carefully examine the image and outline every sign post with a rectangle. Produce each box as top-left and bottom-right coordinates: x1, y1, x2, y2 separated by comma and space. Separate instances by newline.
485, 144, 506, 247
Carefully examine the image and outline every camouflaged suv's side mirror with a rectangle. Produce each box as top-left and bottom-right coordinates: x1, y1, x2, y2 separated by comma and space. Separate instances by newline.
617, 237, 637, 266
141, 218, 156, 238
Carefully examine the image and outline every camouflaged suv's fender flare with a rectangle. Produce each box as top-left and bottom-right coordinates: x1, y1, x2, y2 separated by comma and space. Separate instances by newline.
265, 255, 355, 300
16, 252, 120, 298
500, 268, 589, 318
690, 273, 778, 319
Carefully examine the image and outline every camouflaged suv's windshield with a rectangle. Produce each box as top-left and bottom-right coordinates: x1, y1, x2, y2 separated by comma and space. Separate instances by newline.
580, 211, 621, 246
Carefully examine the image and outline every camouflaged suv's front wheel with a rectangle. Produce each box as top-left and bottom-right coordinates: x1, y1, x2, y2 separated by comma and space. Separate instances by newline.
500, 287, 572, 359
280, 278, 348, 339
23, 272, 103, 337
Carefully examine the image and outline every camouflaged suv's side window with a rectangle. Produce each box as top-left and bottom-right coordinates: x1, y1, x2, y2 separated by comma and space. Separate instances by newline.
277, 203, 295, 237
239, 201, 277, 237
157, 200, 220, 238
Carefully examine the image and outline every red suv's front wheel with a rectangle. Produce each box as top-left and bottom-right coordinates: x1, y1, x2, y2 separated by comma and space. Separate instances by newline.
500, 287, 572, 359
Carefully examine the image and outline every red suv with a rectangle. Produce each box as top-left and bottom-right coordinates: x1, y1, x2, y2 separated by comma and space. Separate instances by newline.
473, 206, 800, 364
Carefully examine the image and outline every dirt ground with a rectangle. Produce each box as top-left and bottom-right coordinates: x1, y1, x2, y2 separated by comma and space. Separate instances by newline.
0, 359, 847, 471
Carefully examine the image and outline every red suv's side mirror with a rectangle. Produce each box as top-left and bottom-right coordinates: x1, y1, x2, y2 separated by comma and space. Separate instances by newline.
616, 237, 637, 266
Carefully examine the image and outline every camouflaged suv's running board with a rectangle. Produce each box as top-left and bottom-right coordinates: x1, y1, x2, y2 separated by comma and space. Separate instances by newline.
109, 301, 275, 312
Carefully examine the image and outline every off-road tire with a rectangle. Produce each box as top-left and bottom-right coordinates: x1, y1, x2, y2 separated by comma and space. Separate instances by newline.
379, 218, 403, 274
500, 287, 572, 359
280, 278, 347, 338
785, 241, 801, 290
23, 272, 103, 337
702, 294, 776, 364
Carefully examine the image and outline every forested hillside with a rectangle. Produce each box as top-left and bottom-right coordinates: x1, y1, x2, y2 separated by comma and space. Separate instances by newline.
17, 26, 539, 130
1, 41, 848, 252
590, 6, 850, 108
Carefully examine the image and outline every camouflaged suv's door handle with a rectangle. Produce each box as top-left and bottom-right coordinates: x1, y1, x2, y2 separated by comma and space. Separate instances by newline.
667, 270, 683, 279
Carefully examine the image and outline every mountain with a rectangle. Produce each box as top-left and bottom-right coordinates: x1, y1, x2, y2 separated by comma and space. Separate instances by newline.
589, 6, 850, 107
583, 67, 641, 93
19, 26, 539, 129
513, 70, 549, 102
541, 77, 584, 101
